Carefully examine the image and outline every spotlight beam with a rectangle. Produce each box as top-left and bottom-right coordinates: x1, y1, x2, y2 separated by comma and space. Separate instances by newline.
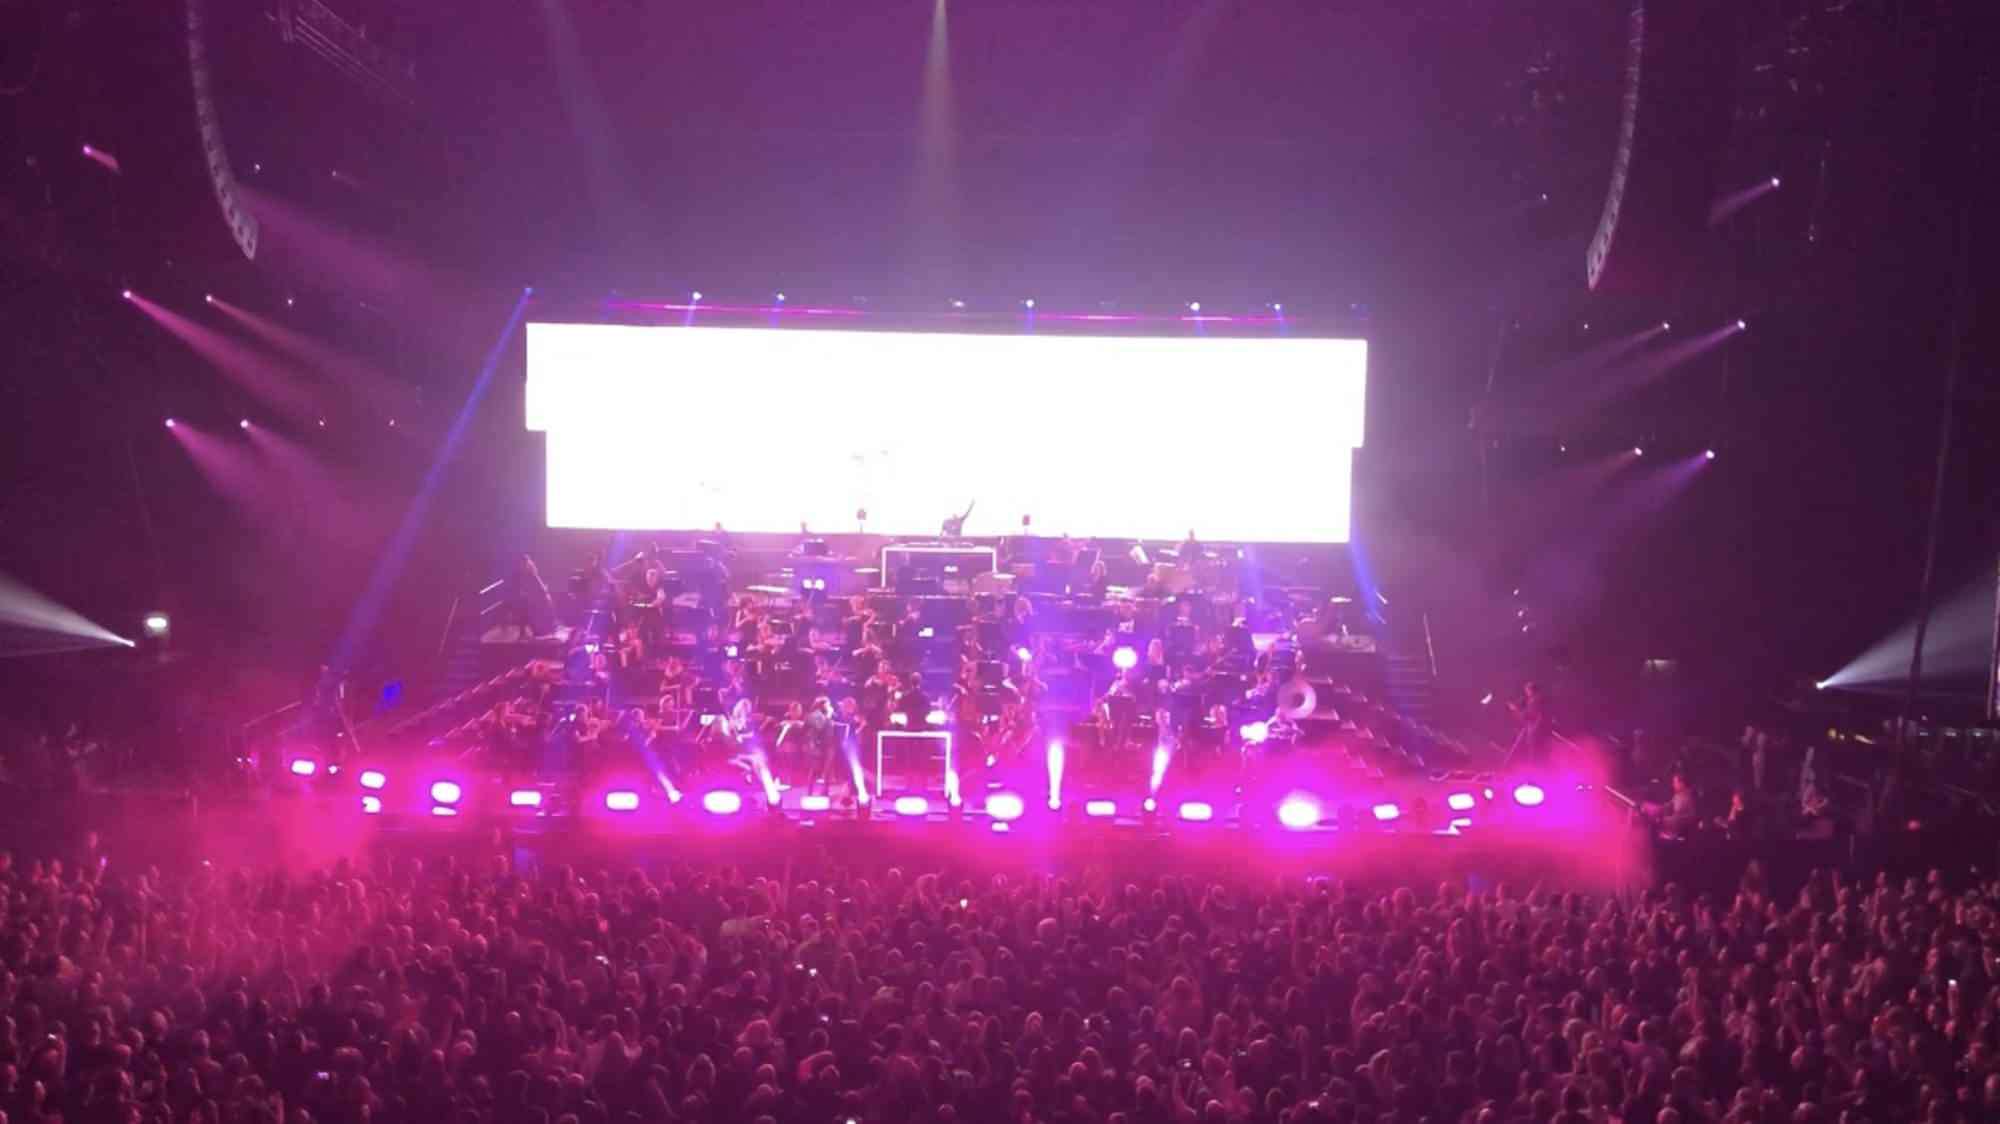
330, 289, 530, 671
0, 572, 134, 653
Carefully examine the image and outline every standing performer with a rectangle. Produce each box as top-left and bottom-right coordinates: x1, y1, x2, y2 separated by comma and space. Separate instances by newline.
1503, 681, 1552, 766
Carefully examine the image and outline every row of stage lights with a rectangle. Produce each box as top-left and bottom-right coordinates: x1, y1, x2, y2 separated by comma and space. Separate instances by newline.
287, 755, 1553, 833
163, 417, 388, 431
632, 288, 1304, 316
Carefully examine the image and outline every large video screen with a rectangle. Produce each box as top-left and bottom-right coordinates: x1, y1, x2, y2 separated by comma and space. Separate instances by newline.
527, 323, 1366, 543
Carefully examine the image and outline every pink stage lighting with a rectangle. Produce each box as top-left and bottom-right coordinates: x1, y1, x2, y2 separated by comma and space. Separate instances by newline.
1372, 802, 1402, 822
360, 795, 382, 815
1046, 741, 1065, 809
893, 795, 930, 817
1705, 449, 1717, 460
509, 789, 544, 808
1448, 817, 1473, 832
1632, 446, 1644, 456
1014, 645, 1032, 662
1112, 646, 1138, 670
1085, 799, 1116, 818
239, 419, 251, 430
1150, 744, 1171, 792
1446, 792, 1476, 812
1178, 801, 1214, 822
429, 780, 463, 805
121, 289, 133, 300
1276, 796, 1321, 830
163, 418, 176, 429
1513, 783, 1547, 807
1142, 797, 1158, 813
604, 790, 641, 812
358, 769, 387, 790
702, 790, 743, 816
431, 806, 458, 817
1239, 721, 1269, 744
800, 794, 832, 812
289, 758, 318, 777
986, 792, 1026, 821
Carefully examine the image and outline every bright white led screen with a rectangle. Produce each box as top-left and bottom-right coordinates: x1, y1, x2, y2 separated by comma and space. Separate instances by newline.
527, 323, 1365, 543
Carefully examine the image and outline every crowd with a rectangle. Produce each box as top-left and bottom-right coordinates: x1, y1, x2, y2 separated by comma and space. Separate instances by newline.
8, 826, 2000, 1124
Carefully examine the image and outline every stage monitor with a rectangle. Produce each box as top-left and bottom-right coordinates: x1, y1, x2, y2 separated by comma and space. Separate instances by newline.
526, 323, 1366, 543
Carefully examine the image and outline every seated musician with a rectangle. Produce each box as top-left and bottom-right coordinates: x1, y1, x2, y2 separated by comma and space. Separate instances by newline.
1009, 661, 1047, 711
615, 623, 646, 670
658, 655, 694, 712
990, 701, 1041, 768
861, 661, 900, 725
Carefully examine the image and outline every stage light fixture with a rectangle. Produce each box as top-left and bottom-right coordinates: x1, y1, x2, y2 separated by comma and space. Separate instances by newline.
1276, 795, 1320, 830
317, 419, 326, 428
204, 294, 214, 304
359, 769, 387, 790
1632, 446, 1644, 456
926, 708, 948, 726
1239, 721, 1269, 744
1022, 298, 1035, 309
1705, 449, 1717, 460
1014, 645, 1032, 662
1446, 792, 1476, 812
509, 789, 543, 808
1660, 322, 1671, 331
1188, 301, 1201, 312
1112, 646, 1138, 671
605, 790, 640, 812
1448, 817, 1472, 832
1512, 783, 1546, 807
121, 289, 133, 300
1736, 319, 1747, 330
893, 795, 929, 817
1178, 801, 1214, 822
986, 792, 1025, 821
775, 292, 786, 302
951, 298, 965, 309
1272, 303, 1283, 312
289, 758, 318, 777
361, 795, 382, 814
1085, 799, 1116, 818
1814, 680, 1827, 691
431, 806, 458, 817
429, 780, 463, 805
285, 297, 294, 307
1770, 177, 1781, 187
1046, 740, 1065, 808
239, 419, 251, 430
800, 794, 831, 812
143, 612, 171, 637
691, 291, 702, 302
1371, 802, 1401, 822
1142, 797, 1157, 813
163, 418, 176, 429
702, 790, 744, 816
